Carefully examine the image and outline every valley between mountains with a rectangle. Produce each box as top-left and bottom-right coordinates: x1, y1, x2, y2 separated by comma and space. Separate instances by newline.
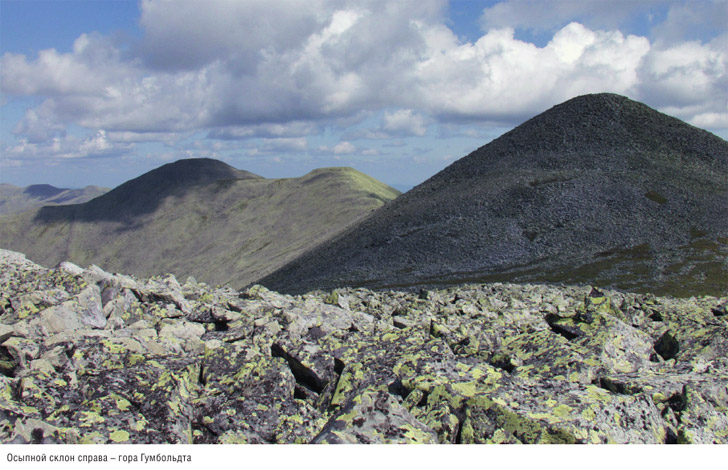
0, 93, 726, 444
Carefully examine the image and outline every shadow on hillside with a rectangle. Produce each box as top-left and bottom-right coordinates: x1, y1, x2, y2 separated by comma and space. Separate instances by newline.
33, 158, 257, 224
23, 184, 65, 199
32, 179, 236, 225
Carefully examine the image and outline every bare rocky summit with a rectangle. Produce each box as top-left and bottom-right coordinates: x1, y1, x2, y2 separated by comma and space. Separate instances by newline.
2, 249, 726, 444
261, 93, 728, 297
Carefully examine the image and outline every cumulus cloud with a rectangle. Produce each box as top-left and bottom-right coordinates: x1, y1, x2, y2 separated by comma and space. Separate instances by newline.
319, 141, 356, 155
13, 106, 67, 143
246, 137, 309, 156
414, 22, 651, 121
1, 0, 727, 169
635, 32, 728, 130
383, 109, 428, 136
651, 0, 728, 44
1, 33, 130, 96
136, 0, 330, 71
207, 122, 319, 141
3, 130, 133, 162
479, 0, 670, 34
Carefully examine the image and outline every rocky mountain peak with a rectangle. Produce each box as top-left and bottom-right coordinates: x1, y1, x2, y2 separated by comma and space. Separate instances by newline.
260, 94, 728, 296
434, 93, 726, 185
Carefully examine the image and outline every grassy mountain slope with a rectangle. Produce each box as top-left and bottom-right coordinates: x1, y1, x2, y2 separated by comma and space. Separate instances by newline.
260, 94, 728, 296
0, 183, 109, 215
0, 160, 400, 288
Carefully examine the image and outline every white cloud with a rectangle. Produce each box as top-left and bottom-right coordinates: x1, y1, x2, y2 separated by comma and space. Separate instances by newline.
479, 0, 670, 34
246, 137, 309, 156
2, 130, 133, 162
636, 34, 728, 128
414, 22, 651, 121
319, 141, 356, 155
383, 109, 428, 136
692, 112, 728, 129
651, 0, 728, 45
106, 131, 185, 144
639, 39, 726, 103
13, 106, 67, 143
1, 0, 726, 172
136, 0, 331, 71
1, 33, 133, 97
207, 122, 319, 140
333, 141, 356, 154
77, 130, 112, 156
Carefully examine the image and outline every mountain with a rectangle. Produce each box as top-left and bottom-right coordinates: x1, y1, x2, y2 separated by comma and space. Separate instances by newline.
0, 159, 400, 287
0, 183, 109, 215
260, 94, 728, 296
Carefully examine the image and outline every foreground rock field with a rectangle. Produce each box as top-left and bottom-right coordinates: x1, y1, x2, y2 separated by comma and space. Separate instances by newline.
1, 249, 726, 444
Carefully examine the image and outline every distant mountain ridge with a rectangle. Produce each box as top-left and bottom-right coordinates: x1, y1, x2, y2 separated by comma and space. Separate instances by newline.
0, 183, 109, 215
0, 159, 400, 287
32, 158, 261, 223
260, 94, 728, 296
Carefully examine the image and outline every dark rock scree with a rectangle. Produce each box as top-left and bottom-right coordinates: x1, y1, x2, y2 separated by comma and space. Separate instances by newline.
260, 93, 728, 297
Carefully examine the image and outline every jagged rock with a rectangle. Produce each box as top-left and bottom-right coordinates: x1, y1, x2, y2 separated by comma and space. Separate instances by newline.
0, 248, 726, 444
313, 386, 438, 444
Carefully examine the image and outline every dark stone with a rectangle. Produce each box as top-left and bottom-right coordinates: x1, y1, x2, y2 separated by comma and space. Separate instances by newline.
100, 284, 121, 307
387, 379, 409, 399
598, 377, 638, 395
588, 287, 605, 298
307, 326, 326, 340
30, 428, 44, 443
213, 319, 229, 331
545, 314, 582, 341
648, 310, 664, 322
654, 331, 680, 361
0, 346, 16, 378
665, 427, 678, 444
271, 343, 326, 394
259, 94, 728, 299
490, 354, 516, 373
668, 386, 688, 413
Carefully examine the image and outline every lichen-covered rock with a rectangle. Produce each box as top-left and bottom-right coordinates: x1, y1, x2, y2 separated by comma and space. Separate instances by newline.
0, 248, 726, 444
313, 386, 438, 444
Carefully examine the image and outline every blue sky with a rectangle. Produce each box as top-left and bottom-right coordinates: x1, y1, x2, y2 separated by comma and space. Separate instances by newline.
1, 0, 727, 191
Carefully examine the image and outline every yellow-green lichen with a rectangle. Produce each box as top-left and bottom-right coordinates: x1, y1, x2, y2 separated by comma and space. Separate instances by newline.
134, 417, 147, 431
553, 404, 573, 419
109, 429, 130, 443
79, 411, 105, 427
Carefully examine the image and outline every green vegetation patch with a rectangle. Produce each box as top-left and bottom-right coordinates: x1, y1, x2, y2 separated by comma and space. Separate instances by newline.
645, 191, 667, 204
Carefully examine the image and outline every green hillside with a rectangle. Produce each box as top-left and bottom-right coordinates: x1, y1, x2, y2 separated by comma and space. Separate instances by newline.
0, 160, 399, 288
0, 183, 109, 215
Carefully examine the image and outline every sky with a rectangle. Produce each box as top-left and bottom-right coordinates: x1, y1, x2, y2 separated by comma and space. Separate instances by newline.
1, 0, 727, 191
